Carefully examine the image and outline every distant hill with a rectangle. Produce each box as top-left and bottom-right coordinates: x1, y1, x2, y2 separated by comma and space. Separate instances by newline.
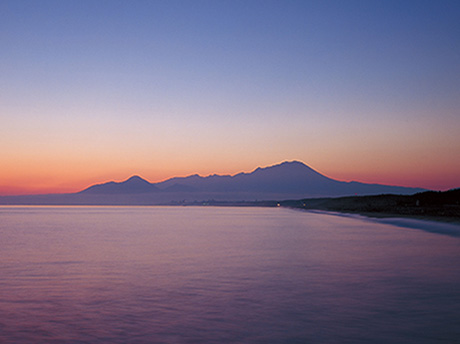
280, 188, 460, 222
80, 175, 160, 194
153, 161, 425, 196
0, 161, 427, 205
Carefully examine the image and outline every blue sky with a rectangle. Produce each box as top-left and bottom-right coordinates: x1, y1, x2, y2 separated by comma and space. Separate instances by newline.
1, 0, 460, 194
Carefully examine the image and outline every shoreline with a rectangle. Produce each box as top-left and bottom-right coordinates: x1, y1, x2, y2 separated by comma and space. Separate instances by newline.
303, 208, 460, 226
2, 203, 459, 237
279, 189, 459, 227
299, 208, 460, 237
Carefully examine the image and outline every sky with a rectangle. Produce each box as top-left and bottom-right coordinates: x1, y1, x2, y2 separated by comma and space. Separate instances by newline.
1, 0, 460, 195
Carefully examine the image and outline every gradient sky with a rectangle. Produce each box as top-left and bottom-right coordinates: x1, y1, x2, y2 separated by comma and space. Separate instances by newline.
1, 0, 460, 195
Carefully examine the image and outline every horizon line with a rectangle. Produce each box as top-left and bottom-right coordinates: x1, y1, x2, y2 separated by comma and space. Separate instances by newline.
0, 160, 438, 197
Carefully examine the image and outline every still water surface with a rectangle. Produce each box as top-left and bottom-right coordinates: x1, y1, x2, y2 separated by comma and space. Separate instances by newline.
0, 206, 459, 343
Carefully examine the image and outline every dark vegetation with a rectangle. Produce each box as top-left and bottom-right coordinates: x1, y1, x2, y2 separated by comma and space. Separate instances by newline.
284, 189, 460, 221
290, 188, 459, 218
194, 189, 460, 222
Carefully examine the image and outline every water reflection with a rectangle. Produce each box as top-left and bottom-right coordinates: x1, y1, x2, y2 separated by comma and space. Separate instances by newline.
0, 206, 459, 343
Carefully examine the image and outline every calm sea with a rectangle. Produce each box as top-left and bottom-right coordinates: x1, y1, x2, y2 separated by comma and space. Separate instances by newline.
1, 206, 459, 343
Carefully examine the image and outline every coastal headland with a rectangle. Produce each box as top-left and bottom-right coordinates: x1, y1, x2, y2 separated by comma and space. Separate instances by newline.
191, 189, 460, 224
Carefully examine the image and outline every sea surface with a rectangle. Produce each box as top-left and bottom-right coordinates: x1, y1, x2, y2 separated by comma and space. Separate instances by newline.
0, 206, 459, 343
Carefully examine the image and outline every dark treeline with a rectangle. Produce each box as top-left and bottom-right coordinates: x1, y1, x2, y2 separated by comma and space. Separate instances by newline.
283, 189, 460, 219
195, 189, 460, 221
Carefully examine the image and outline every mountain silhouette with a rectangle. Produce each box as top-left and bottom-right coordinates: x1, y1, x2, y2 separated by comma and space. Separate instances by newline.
80, 175, 159, 194
0, 161, 426, 205
155, 161, 335, 193
79, 161, 424, 198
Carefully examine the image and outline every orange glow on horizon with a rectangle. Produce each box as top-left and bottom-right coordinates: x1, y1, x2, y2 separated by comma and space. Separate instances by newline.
1, 159, 458, 196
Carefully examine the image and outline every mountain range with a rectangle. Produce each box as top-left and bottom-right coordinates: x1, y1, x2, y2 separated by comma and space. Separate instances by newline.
0, 161, 426, 205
